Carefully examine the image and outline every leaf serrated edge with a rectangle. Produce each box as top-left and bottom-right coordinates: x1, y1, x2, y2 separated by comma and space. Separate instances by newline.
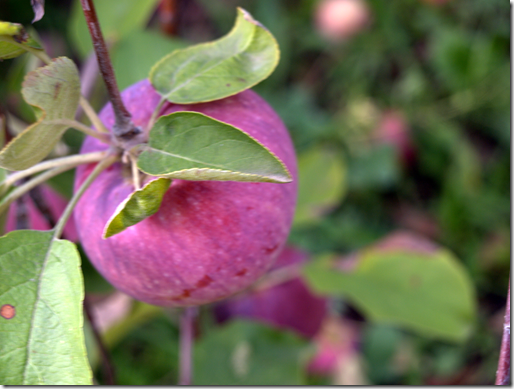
138, 111, 292, 183
149, 7, 280, 104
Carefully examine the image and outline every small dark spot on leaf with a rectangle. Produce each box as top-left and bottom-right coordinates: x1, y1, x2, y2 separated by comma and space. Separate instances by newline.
196, 275, 213, 288
236, 78, 246, 83
236, 268, 247, 277
1, 304, 16, 319
53, 82, 62, 99
226, 83, 231, 87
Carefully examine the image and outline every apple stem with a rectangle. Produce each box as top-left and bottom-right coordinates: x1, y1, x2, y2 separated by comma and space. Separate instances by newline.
495, 281, 510, 385
80, 0, 142, 143
179, 306, 197, 385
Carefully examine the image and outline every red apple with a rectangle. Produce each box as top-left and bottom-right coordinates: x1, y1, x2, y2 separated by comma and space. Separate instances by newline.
373, 110, 416, 166
214, 246, 328, 338
315, 0, 370, 42
73, 79, 298, 307
5, 184, 78, 242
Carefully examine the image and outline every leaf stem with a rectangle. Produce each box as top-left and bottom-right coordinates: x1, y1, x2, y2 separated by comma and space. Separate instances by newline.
0, 36, 53, 65
495, 281, 511, 385
80, 0, 141, 142
79, 96, 109, 134
179, 307, 197, 385
1, 151, 108, 192
53, 154, 117, 240
46, 118, 110, 142
0, 164, 73, 216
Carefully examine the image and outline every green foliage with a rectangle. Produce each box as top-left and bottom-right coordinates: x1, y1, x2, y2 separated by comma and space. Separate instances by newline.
194, 320, 311, 385
0, 57, 80, 171
138, 112, 291, 183
103, 178, 171, 238
303, 249, 476, 342
294, 145, 347, 226
0, 230, 91, 385
150, 8, 279, 104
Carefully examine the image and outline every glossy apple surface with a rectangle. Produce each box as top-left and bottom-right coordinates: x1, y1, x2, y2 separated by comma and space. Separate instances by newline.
214, 246, 328, 338
74, 79, 297, 307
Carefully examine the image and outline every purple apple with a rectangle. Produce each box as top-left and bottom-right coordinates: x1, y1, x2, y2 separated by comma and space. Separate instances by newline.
73, 79, 298, 307
214, 246, 328, 338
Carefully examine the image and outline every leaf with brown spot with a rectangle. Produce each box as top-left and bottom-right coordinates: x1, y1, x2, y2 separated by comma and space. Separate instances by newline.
0, 57, 80, 171
0, 21, 43, 60
0, 230, 92, 384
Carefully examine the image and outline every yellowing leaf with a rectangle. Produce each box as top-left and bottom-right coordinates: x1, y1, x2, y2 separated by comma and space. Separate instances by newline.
0, 21, 42, 60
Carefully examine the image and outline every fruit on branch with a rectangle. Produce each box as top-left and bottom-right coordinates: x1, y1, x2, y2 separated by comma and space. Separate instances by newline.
214, 246, 328, 338
5, 184, 78, 242
315, 0, 370, 42
74, 79, 297, 307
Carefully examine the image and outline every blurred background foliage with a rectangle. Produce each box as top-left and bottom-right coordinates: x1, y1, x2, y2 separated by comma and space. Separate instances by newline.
0, 0, 510, 385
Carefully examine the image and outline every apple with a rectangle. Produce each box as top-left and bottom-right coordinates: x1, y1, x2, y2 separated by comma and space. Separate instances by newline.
73, 79, 298, 307
214, 246, 328, 338
5, 184, 78, 242
315, 0, 370, 42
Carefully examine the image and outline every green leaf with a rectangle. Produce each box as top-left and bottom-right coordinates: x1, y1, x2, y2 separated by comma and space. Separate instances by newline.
0, 230, 92, 385
0, 21, 42, 60
150, 7, 279, 104
303, 249, 477, 342
294, 146, 347, 227
103, 178, 172, 238
0, 57, 80, 171
137, 112, 291, 183
68, 0, 161, 58
112, 30, 188, 90
194, 320, 310, 385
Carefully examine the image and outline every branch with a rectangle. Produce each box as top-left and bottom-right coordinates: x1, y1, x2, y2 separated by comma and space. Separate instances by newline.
80, 0, 142, 143
496, 281, 511, 385
179, 307, 197, 385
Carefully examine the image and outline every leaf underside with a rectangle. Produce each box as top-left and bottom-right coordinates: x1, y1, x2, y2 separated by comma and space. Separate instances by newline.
150, 7, 279, 104
137, 111, 291, 183
103, 177, 172, 238
0, 230, 92, 385
0, 57, 80, 171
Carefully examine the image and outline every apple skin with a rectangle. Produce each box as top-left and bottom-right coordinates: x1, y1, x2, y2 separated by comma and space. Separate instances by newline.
214, 246, 328, 338
5, 184, 78, 242
74, 79, 298, 307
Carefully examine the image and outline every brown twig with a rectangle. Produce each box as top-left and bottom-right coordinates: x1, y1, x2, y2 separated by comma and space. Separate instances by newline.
80, 0, 141, 143
84, 297, 117, 385
495, 281, 511, 385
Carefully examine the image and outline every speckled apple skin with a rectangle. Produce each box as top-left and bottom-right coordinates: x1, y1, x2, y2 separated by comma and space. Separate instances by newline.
74, 79, 297, 307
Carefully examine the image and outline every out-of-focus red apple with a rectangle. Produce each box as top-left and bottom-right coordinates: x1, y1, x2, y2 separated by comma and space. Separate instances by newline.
6, 184, 78, 241
315, 0, 370, 42
214, 246, 328, 338
373, 110, 416, 166
74, 79, 297, 307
